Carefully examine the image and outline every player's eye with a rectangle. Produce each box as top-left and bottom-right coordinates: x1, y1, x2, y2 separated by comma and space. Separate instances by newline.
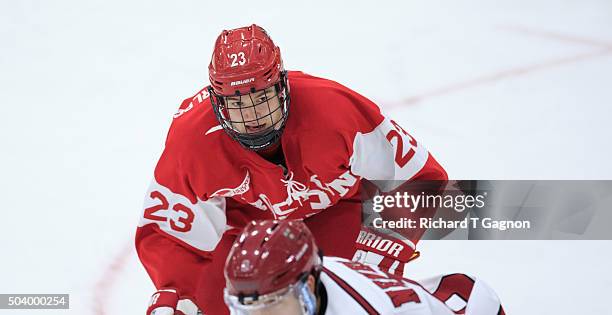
228, 101, 243, 108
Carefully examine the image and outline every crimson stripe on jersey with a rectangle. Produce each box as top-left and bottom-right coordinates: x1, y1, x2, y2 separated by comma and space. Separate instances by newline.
394, 259, 405, 275
378, 256, 394, 270
322, 267, 380, 315
376, 257, 405, 278
433, 274, 475, 301
400, 277, 468, 314
430, 274, 475, 313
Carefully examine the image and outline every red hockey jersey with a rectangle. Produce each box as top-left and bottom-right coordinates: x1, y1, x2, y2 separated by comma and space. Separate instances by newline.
136, 71, 447, 313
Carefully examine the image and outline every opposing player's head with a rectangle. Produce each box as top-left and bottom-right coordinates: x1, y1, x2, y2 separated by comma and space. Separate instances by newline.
224, 220, 322, 315
208, 24, 290, 151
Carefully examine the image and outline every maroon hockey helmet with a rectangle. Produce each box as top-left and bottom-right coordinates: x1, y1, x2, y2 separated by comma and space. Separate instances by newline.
208, 24, 290, 151
224, 220, 321, 299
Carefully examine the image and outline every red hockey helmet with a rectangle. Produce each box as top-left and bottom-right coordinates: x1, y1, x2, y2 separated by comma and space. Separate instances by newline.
208, 25, 290, 150
224, 220, 321, 314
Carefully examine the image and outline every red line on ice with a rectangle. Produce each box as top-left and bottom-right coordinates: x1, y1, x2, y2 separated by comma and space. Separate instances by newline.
384, 27, 612, 109
92, 242, 133, 315
499, 25, 612, 49
384, 48, 612, 108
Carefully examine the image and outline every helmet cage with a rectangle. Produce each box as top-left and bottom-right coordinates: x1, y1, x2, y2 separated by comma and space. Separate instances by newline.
209, 71, 290, 151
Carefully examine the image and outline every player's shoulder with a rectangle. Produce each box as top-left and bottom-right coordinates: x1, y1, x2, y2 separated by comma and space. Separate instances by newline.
286, 71, 344, 90
155, 86, 239, 195
321, 256, 377, 280
164, 85, 225, 151
285, 71, 383, 134
287, 71, 366, 106
321, 257, 452, 315
321, 257, 398, 312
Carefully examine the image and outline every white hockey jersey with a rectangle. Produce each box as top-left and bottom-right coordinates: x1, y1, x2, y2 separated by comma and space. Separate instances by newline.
320, 257, 504, 315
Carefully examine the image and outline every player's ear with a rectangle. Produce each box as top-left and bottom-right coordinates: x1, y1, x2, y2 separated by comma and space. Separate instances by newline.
307, 274, 316, 293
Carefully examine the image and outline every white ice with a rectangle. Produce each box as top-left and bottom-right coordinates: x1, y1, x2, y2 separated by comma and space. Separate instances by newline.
1, 0, 611, 314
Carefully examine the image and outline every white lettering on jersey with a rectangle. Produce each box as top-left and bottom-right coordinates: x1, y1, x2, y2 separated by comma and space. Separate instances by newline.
248, 170, 360, 219
173, 102, 193, 118
327, 171, 359, 196
174, 90, 209, 119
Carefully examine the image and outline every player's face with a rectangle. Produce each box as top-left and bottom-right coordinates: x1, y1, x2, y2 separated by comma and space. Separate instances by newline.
224, 86, 284, 135
225, 276, 317, 315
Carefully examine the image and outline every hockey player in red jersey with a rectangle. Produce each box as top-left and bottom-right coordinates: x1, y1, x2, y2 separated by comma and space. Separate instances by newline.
137, 24, 448, 315
222, 220, 505, 315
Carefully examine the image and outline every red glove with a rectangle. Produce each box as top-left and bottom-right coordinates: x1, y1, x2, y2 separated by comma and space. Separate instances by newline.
352, 227, 420, 276
146, 289, 201, 315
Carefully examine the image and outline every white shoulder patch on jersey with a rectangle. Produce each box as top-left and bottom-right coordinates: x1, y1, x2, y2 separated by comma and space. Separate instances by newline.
139, 178, 228, 252
349, 118, 429, 191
